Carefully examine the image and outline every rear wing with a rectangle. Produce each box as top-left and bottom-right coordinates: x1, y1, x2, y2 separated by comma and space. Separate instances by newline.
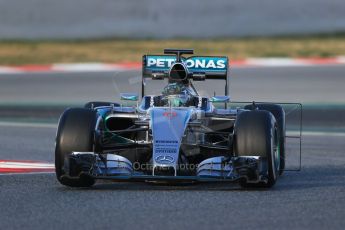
142, 53, 229, 97
142, 55, 229, 80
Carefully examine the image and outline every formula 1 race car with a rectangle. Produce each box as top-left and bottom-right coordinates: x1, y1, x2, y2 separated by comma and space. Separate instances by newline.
55, 49, 298, 188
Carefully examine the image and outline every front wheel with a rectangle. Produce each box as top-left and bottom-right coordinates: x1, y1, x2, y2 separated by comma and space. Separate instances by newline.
245, 103, 286, 175
55, 108, 97, 187
235, 110, 279, 188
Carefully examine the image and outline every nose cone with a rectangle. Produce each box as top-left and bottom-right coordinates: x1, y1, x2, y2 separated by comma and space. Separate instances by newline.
150, 107, 192, 175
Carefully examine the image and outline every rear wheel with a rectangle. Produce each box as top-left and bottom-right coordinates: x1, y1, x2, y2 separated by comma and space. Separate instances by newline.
55, 108, 97, 187
235, 110, 279, 188
245, 103, 285, 175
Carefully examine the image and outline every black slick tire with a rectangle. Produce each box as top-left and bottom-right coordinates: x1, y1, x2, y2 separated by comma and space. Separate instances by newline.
55, 108, 97, 187
245, 103, 285, 175
235, 110, 279, 188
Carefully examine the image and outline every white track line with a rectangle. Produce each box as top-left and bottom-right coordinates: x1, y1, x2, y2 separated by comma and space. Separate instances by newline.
0, 121, 56, 128
0, 161, 54, 169
52, 63, 124, 72
0, 67, 23, 74
288, 131, 345, 137
0, 172, 55, 176
246, 58, 310, 67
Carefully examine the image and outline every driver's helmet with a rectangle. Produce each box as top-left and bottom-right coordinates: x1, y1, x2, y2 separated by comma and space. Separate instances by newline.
161, 83, 193, 107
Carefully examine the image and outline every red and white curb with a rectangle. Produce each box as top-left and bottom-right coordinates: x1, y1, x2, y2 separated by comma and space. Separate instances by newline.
0, 57, 344, 74
0, 160, 55, 174
0, 63, 140, 74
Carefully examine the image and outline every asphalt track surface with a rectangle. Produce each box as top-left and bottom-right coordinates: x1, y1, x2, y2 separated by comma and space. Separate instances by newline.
1, 65, 345, 104
0, 66, 345, 229
0, 124, 344, 229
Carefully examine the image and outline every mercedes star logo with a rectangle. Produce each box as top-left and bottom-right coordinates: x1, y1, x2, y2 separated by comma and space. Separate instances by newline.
155, 155, 175, 164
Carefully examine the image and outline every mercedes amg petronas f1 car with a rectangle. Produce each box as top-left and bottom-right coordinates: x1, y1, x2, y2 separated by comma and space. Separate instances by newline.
55, 49, 301, 188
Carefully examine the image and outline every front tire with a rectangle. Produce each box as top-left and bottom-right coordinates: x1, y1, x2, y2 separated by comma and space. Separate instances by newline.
235, 110, 279, 188
245, 103, 286, 175
55, 108, 97, 187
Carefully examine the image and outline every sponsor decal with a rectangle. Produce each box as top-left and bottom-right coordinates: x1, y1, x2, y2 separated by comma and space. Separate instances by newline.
155, 155, 175, 164
155, 148, 177, 154
155, 140, 178, 144
147, 57, 226, 69
147, 58, 176, 68
163, 111, 177, 118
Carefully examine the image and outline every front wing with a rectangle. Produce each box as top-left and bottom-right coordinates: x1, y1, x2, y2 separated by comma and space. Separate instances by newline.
60, 152, 270, 184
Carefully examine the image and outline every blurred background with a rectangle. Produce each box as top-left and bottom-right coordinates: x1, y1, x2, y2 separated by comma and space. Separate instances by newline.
0, 0, 343, 134
0, 0, 345, 64
0, 0, 344, 130
1, 0, 345, 39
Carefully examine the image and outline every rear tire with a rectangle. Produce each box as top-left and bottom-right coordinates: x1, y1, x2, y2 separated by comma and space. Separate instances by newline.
245, 103, 285, 175
235, 110, 279, 188
55, 108, 97, 187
